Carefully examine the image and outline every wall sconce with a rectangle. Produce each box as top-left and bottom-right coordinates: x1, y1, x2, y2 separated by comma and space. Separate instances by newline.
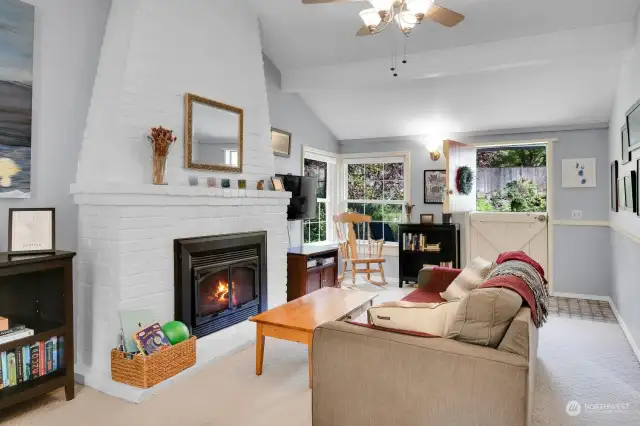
429, 150, 441, 161
425, 139, 442, 161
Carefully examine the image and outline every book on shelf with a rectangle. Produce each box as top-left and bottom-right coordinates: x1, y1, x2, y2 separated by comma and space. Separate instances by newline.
0, 336, 62, 390
439, 261, 453, 268
0, 327, 34, 345
0, 324, 25, 338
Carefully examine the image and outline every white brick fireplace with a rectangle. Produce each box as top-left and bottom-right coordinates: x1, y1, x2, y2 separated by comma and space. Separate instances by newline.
70, 0, 290, 401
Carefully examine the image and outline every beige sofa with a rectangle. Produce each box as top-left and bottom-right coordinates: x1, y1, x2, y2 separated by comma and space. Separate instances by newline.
312, 275, 538, 426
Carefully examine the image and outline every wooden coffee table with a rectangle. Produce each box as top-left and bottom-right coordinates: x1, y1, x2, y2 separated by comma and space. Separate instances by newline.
249, 287, 376, 388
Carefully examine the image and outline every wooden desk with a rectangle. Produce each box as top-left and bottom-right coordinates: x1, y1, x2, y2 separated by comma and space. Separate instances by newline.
249, 287, 376, 387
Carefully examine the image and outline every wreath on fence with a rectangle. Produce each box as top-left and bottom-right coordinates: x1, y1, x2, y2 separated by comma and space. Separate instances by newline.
456, 166, 474, 195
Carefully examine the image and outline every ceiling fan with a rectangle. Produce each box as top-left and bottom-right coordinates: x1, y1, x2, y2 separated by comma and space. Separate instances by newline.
302, 0, 465, 36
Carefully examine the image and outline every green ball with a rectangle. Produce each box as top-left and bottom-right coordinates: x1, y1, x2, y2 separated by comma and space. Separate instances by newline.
161, 321, 190, 345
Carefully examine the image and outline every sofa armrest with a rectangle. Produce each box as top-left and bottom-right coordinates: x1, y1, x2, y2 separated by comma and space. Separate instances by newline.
313, 321, 530, 426
417, 266, 462, 293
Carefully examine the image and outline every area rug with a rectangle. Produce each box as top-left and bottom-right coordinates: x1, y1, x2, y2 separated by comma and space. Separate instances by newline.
1, 283, 639, 425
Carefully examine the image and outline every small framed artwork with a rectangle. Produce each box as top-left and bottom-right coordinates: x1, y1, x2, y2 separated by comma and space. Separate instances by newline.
424, 170, 446, 204
623, 172, 637, 213
271, 128, 292, 158
626, 98, 640, 152
420, 214, 435, 224
8, 208, 55, 255
561, 158, 596, 188
611, 161, 619, 212
271, 176, 284, 191
622, 124, 631, 165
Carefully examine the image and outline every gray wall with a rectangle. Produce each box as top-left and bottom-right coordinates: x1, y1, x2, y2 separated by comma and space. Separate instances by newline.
263, 54, 339, 246
340, 127, 611, 289
0, 0, 111, 251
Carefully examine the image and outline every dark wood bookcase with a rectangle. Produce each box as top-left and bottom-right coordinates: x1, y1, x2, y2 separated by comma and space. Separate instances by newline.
0, 251, 75, 410
398, 224, 460, 288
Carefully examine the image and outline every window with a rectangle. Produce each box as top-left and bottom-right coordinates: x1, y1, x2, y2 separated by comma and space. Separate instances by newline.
224, 149, 238, 167
303, 158, 327, 244
345, 160, 406, 243
476, 145, 547, 212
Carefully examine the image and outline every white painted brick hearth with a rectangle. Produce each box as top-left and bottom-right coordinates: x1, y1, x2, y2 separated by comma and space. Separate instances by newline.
71, 183, 290, 401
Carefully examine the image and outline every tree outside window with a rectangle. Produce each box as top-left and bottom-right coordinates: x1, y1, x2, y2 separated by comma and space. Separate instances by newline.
304, 159, 327, 243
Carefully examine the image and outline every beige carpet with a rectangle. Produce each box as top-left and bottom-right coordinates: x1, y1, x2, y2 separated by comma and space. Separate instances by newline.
2, 280, 639, 425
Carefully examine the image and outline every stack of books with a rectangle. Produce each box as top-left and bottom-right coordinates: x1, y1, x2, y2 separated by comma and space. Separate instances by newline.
0, 336, 64, 389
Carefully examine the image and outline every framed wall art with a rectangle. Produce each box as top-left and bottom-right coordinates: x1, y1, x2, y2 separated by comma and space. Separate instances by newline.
561, 158, 596, 188
626, 98, 640, 153
623, 171, 637, 213
271, 176, 284, 191
0, 1, 34, 198
621, 124, 631, 165
271, 128, 291, 158
611, 161, 619, 212
8, 208, 55, 255
424, 170, 446, 204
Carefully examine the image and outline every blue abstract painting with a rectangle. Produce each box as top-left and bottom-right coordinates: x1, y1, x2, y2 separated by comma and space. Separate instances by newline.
0, 0, 34, 198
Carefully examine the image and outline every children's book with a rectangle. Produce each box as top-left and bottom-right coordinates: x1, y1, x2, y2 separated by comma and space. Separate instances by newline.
7, 351, 17, 386
133, 323, 170, 355
30, 343, 40, 379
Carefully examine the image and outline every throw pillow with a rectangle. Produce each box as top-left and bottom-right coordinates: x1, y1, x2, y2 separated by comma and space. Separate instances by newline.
439, 257, 493, 301
368, 300, 460, 337
445, 287, 523, 348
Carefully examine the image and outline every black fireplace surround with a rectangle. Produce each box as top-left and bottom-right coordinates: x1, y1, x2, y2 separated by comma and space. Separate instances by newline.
174, 232, 267, 338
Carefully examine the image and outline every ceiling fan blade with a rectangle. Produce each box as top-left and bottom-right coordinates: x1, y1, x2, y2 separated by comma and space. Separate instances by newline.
302, 0, 363, 4
357, 26, 374, 36
425, 3, 465, 27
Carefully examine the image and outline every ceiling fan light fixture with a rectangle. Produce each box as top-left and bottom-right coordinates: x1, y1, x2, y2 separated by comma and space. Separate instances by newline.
406, 0, 433, 22
368, 0, 393, 18
359, 8, 380, 32
394, 11, 417, 33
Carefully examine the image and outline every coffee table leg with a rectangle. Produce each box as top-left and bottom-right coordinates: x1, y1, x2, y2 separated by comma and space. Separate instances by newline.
307, 331, 313, 388
256, 323, 265, 376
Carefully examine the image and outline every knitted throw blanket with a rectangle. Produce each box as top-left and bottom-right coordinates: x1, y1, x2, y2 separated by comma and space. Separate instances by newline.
486, 260, 549, 327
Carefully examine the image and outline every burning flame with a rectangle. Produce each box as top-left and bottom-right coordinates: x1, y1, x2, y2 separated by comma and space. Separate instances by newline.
208, 280, 237, 305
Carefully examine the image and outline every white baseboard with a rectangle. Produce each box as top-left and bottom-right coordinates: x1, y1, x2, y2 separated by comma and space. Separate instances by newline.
551, 292, 610, 301
551, 292, 640, 364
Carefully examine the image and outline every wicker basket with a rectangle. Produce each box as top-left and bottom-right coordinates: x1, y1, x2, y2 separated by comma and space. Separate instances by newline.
111, 336, 196, 388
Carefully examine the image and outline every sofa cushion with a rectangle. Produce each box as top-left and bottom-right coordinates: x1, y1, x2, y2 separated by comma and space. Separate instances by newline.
368, 300, 459, 337
498, 307, 531, 358
401, 289, 446, 304
445, 287, 523, 348
440, 257, 493, 301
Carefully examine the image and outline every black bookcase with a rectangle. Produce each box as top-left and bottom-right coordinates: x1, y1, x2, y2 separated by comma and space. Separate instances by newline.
398, 224, 460, 288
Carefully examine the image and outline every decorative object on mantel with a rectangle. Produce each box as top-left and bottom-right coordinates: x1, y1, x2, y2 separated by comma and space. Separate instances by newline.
455, 166, 474, 195
611, 161, 619, 212
184, 93, 243, 173
188, 176, 198, 186
0, 1, 34, 199
221, 179, 231, 189
206, 177, 216, 188
561, 158, 596, 188
626, 98, 640, 152
271, 176, 284, 191
257, 180, 265, 190
238, 179, 247, 189
442, 213, 452, 224
8, 207, 55, 255
271, 128, 292, 158
148, 126, 177, 185
621, 124, 631, 165
623, 171, 637, 213
404, 202, 415, 223
424, 169, 446, 204
420, 213, 434, 224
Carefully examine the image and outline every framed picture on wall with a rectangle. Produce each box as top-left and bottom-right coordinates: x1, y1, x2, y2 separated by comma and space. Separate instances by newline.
271, 128, 292, 158
623, 172, 637, 213
611, 161, 619, 212
424, 170, 446, 204
622, 124, 631, 165
626, 98, 640, 152
561, 158, 596, 188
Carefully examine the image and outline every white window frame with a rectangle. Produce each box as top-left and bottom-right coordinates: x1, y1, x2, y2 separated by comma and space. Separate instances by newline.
302, 146, 339, 245
224, 149, 238, 167
340, 151, 411, 250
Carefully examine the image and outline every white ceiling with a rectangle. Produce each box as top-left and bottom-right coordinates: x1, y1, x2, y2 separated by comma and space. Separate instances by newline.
249, 0, 640, 140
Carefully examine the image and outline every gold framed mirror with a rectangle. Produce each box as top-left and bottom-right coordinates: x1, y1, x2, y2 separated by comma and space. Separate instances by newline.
184, 93, 243, 172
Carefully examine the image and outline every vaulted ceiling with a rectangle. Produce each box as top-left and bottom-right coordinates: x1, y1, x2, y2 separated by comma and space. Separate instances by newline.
249, 0, 640, 140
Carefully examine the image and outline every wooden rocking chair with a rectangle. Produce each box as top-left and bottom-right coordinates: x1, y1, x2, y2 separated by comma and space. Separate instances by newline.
334, 212, 387, 288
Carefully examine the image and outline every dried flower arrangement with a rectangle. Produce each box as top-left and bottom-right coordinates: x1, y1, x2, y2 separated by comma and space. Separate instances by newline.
405, 202, 415, 223
148, 126, 177, 156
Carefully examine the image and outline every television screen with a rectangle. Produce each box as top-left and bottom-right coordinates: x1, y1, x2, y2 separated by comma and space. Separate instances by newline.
276, 174, 318, 221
